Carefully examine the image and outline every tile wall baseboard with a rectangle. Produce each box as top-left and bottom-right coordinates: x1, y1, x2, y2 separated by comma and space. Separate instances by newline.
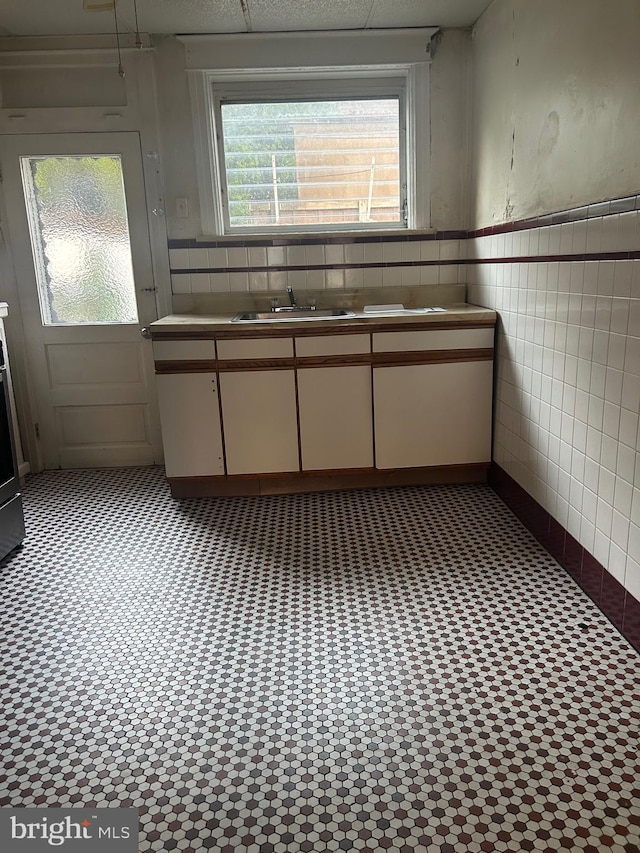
490, 463, 640, 653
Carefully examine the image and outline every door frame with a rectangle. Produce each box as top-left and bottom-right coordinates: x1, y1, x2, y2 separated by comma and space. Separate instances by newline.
0, 130, 170, 471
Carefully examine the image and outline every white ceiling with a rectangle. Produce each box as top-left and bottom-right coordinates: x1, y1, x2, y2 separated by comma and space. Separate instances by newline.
0, 0, 494, 38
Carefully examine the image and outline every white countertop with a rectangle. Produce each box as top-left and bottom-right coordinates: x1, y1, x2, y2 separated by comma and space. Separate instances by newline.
151, 303, 496, 334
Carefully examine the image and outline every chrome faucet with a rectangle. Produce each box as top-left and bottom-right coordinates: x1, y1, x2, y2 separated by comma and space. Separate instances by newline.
270, 286, 316, 313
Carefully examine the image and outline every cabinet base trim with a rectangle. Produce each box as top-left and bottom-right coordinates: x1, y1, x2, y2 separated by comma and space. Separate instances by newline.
167, 463, 489, 498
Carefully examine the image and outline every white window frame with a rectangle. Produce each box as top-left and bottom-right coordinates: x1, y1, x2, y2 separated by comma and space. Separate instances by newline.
189, 64, 430, 237
214, 79, 406, 235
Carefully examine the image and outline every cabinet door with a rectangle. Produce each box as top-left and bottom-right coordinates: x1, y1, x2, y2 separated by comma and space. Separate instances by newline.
219, 370, 299, 475
156, 373, 224, 477
373, 361, 493, 469
297, 366, 373, 471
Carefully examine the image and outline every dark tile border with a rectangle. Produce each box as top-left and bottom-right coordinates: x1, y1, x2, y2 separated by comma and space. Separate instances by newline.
601, 572, 626, 635
169, 249, 640, 277
471, 193, 640, 238
168, 231, 467, 250
467, 250, 640, 264
489, 463, 640, 653
168, 192, 640, 273
169, 260, 462, 275
168, 193, 640, 250
623, 593, 640, 650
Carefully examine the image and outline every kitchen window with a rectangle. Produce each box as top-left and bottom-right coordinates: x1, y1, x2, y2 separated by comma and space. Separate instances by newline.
218, 96, 403, 232
189, 65, 430, 236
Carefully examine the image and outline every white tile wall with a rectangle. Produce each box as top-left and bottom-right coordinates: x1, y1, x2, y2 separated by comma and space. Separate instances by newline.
208, 247, 227, 268
468, 208, 640, 597
229, 272, 249, 292
286, 245, 306, 267
168, 248, 189, 269
248, 246, 267, 267
227, 247, 249, 268
210, 273, 230, 293
170, 238, 463, 295
189, 248, 209, 268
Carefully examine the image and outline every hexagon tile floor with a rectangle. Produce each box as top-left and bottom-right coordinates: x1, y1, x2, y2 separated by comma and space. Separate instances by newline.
1, 467, 639, 853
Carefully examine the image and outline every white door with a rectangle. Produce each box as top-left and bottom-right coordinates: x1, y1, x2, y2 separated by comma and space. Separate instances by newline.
0, 133, 162, 469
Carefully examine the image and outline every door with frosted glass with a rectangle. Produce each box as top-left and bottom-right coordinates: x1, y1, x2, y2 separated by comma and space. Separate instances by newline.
0, 133, 161, 470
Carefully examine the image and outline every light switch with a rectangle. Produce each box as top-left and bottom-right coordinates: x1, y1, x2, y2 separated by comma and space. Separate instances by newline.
176, 198, 189, 218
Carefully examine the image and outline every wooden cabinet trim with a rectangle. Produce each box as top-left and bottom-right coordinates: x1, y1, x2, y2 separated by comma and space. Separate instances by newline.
296, 353, 372, 369
167, 462, 490, 497
155, 360, 217, 374
372, 348, 494, 367
156, 347, 494, 374
151, 331, 218, 340
217, 358, 295, 372
213, 325, 370, 339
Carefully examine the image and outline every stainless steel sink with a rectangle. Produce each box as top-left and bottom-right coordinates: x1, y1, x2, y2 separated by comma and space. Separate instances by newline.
231, 308, 355, 322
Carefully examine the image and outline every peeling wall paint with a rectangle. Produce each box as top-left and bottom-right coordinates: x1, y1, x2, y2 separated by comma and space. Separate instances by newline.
428, 29, 472, 230
469, 0, 640, 228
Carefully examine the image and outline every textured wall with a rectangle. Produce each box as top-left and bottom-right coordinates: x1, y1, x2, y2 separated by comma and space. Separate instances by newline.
468, 0, 640, 602
470, 0, 640, 228
428, 29, 472, 231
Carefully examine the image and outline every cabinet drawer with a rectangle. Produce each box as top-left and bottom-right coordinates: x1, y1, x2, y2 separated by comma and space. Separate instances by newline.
153, 340, 216, 360
217, 337, 293, 360
295, 334, 370, 358
372, 328, 494, 352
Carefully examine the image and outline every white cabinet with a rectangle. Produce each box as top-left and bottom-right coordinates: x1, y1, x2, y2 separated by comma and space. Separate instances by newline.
152, 319, 495, 493
372, 327, 494, 470
219, 370, 299, 475
153, 339, 216, 361
295, 333, 372, 471
298, 366, 373, 470
155, 372, 224, 477
373, 360, 493, 469
217, 335, 299, 475
371, 328, 494, 353
216, 337, 293, 360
